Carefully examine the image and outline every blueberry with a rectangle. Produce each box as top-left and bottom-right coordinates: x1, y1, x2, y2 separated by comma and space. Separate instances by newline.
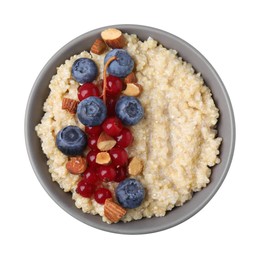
116, 178, 145, 209
115, 96, 144, 125
56, 126, 87, 156
77, 96, 107, 126
72, 58, 98, 84
104, 49, 134, 78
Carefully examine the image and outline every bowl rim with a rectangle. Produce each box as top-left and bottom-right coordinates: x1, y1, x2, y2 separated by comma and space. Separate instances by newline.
25, 24, 236, 234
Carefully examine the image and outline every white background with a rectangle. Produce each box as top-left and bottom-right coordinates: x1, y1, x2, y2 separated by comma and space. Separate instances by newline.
1, 0, 259, 259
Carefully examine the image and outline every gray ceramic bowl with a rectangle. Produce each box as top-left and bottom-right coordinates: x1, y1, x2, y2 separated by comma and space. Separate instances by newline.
25, 25, 235, 234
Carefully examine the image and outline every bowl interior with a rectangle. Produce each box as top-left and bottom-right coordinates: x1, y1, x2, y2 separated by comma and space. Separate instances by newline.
25, 25, 235, 234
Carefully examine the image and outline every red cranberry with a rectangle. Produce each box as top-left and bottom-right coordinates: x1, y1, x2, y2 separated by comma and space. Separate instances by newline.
109, 147, 128, 167
106, 96, 118, 116
82, 168, 99, 185
78, 83, 100, 101
76, 180, 95, 198
115, 127, 133, 148
85, 125, 102, 136
94, 187, 112, 204
88, 135, 99, 150
115, 166, 128, 182
106, 75, 123, 96
86, 150, 99, 167
102, 117, 123, 137
97, 165, 116, 182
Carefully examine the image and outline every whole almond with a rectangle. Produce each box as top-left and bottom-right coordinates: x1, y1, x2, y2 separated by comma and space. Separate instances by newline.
90, 38, 107, 55
104, 198, 126, 223
101, 28, 126, 49
97, 132, 116, 151
66, 156, 87, 175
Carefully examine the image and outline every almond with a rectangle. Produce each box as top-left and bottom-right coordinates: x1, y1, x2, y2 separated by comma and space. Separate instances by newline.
128, 157, 143, 176
104, 199, 126, 223
101, 28, 125, 49
124, 72, 137, 84
97, 132, 116, 151
66, 156, 87, 175
96, 152, 111, 165
90, 38, 107, 55
62, 98, 79, 114
122, 83, 142, 97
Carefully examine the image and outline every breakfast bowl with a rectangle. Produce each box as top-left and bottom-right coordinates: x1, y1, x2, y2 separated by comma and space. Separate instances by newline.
25, 24, 235, 234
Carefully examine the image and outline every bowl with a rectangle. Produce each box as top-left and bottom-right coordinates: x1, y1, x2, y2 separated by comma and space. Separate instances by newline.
25, 24, 235, 234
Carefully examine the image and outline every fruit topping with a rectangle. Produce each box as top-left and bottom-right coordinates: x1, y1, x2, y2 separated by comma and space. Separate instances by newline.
104, 49, 134, 78
116, 178, 145, 209
97, 165, 116, 182
66, 156, 87, 175
85, 125, 102, 136
78, 83, 100, 101
82, 167, 99, 185
109, 147, 128, 167
72, 58, 98, 84
76, 180, 95, 198
115, 96, 144, 125
101, 28, 126, 49
97, 132, 116, 151
124, 72, 137, 84
122, 83, 142, 97
62, 98, 79, 114
115, 127, 133, 148
94, 187, 112, 204
128, 157, 143, 176
77, 96, 107, 126
114, 166, 128, 182
102, 117, 123, 137
86, 150, 99, 167
88, 135, 99, 150
96, 152, 111, 165
104, 198, 126, 223
90, 38, 107, 55
106, 75, 123, 96
106, 96, 118, 116
56, 126, 87, 156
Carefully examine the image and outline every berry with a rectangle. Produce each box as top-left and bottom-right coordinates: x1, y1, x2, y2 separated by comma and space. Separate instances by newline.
56, 126, 87, 156
115, 96, 144, 126
85, 125, 102, 136
97, 165, 116, 182
116, 178, 145, 208
72, 58, 98, 84
104, 49, 134, 78
77, 96, 107, 126
76, 180, 95, 198
115, 128, 133, 148
115, 166, 128, 182
86, 150, 99, 167
109, 147, 128, 167
94, 187, 112, 204
102, 117, 123, 137
88, 135, 99, 150
78, 83, 100, 101
82, 168, 99, 185
106, 96, 118, 116
106, 75, 123, 96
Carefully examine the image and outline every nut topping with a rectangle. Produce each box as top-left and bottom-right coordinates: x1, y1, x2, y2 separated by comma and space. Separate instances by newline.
124, 72, 137, 84
90, 38, 107, 55
122, 83, 142, 97
96, 152, 111, 165
128, 157, 143, 176
62, 98, 79, 114
97, 132, 117, 151
104, 198, 126, 223
101, 28, 126, 49
66, 156, 87, 175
